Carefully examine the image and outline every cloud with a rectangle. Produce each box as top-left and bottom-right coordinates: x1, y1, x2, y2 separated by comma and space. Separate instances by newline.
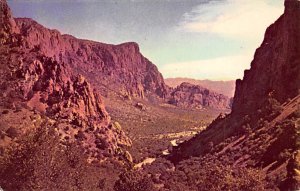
179, 0, 283, 40
160, 51, 255, 80
163, 0, 284, 80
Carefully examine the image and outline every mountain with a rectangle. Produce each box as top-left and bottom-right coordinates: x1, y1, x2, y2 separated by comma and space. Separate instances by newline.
10, 13, 231, 111
170, 0, 300, 189
4, 0, 298, 190
165, 78, 235, 97
12, 17, 169, 101
232, 0, 300, 116
168, 82, 231, 110
0, 0, 133, 160
5, 11, 234, 111
0, 0, 134, 189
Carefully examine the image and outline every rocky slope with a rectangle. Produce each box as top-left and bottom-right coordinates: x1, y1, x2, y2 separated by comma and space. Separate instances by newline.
165, 78, 235, 97
12, 17, 168, 100
0, 0, 131, 162
170, 0, 300, 190
168, 82, 231, 110
232, 0, 300, 117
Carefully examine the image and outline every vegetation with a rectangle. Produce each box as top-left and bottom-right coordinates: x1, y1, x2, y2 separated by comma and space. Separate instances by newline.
0, 121, 123, 191
114, 170, 155, 191
166, 159, 266, 191
104, 95, 222, 162
113, 157, 267, 191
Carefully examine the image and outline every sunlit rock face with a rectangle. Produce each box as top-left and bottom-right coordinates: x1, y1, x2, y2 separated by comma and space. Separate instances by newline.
0, 0, 131, 160
168, 82, 231, 110
11, 17, 169, 100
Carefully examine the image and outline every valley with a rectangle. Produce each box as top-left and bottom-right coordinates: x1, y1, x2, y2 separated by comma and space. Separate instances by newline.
103, 93, 226, 162
0, 0, 299, 190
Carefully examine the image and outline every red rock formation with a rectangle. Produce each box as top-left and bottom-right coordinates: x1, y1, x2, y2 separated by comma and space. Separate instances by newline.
0, 0, 19, 35
168, 82, 231, 110
0, 0, 131, 160
12, 17, 168, 100
165, 78, 236, 98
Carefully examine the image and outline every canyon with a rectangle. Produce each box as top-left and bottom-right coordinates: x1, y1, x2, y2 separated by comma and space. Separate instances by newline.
0, 0, 299, 190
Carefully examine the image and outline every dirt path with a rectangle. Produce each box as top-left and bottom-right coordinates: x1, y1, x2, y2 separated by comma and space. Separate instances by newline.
134, 158, 156, 169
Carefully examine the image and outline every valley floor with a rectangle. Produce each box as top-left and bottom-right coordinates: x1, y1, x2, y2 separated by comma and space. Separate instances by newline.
104, 95, 229, 163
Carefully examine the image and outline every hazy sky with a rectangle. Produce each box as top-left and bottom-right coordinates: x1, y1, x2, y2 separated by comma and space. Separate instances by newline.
8, 0, 284, 80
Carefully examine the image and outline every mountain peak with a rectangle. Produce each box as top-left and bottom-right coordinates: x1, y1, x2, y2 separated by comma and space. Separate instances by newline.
168, 82, 231, 110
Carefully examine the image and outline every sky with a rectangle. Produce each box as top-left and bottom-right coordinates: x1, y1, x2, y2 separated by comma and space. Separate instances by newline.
8, 0, 284, 80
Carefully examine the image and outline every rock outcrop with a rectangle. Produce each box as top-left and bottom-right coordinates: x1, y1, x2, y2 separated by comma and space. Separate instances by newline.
0, 0, 131, 160
232, 0, 300, 116
168, 82, 231, 110
171, 1, 300, 189
0, 0, 19, 37
165, 78, 236, 98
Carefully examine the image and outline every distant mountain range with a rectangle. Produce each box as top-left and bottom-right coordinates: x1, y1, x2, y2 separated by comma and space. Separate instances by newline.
165, 78, 235, 98
168, 82, 232, 110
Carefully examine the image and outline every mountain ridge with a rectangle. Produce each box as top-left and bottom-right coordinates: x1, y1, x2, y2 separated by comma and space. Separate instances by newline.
165, 77, 235, 97
168, 82, 232, 110
6, 16, 169, 101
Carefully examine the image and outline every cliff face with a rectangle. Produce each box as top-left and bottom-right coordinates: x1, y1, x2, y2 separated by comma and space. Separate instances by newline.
232, 0, 300, 116
171, 1, 300, 189
0, 0, 131, 160
13, 18, 168, 100
168, 82, 231, 110
165, 78, 236, 98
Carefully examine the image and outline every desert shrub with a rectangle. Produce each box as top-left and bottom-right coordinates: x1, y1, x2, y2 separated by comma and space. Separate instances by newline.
241, 124, 251, 134
2, 110, 9, 114
293, 107, 300, 118
75, 130, 86, 141
5, 127, 18, 138
14, 105, 22, 112
260, 119, 296, 166
114, 170, 155, 191
262, 97, 282, 121
0, 131, 5, 139
0, 122, 123, 191
164, 159, 266, 191
278, 149, 292, 161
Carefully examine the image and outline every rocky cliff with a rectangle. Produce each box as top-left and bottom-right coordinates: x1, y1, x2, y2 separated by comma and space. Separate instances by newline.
171, 1, 300, 189
168, 82, 231, 110
11, 17, 168, 100
232, 0, 300, 116
0, 0, 131, 161
165, 78, 235, 97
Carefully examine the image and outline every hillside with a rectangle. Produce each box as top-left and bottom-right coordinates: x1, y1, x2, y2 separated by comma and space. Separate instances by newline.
0, 0, 132, 189
169, 0, 300, 189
